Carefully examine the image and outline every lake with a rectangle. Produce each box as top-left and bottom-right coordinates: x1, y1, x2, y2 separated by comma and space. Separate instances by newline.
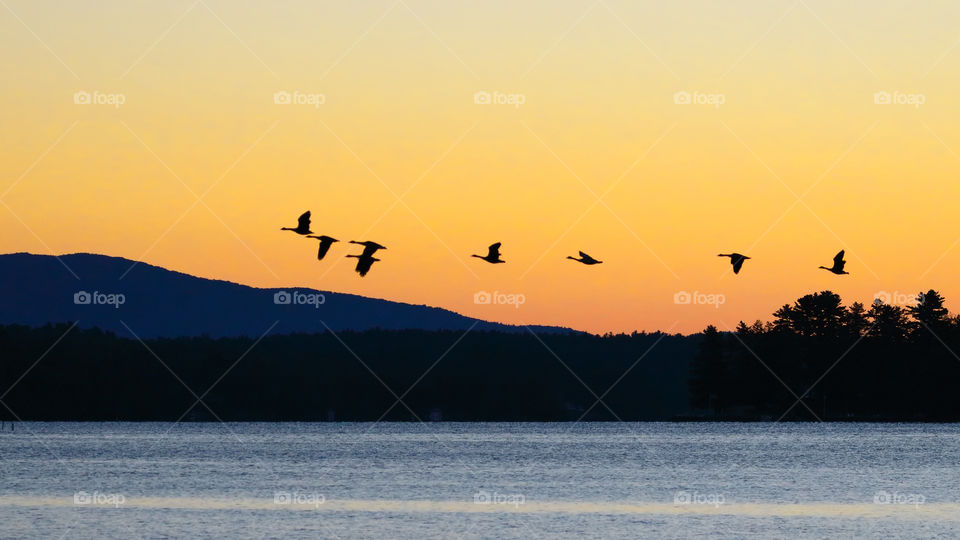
1, 422, 958, 538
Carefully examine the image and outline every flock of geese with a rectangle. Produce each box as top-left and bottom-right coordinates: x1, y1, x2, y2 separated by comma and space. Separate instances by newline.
282, 211, 851, 277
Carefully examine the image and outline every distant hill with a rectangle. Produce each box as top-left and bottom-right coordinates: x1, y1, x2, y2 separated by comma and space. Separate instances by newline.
0, 253, 573, 338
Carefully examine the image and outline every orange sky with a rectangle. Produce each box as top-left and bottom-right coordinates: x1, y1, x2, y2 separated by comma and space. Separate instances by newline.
2, 0, 960, 334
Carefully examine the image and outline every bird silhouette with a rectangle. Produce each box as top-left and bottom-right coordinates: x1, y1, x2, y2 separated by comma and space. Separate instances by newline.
281, 211, 313, 235
346, 253, 380, 277
567, 251, 602, 265
819, 250, 849, 275
472, 242, 505, 264
349, 240, 387, 258
718, 253, 751, 274
306, 235, 338, 261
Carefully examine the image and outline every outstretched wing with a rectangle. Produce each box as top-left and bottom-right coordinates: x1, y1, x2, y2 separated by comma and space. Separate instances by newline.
833, 250, 846, 271
579, 251, 599, 264
488, 242, 502, 258
355, 256, 377, 277
316, 240, 334, 260
732, 257, 745, 274
360, 244, 379, 258
297, 211, 311, 230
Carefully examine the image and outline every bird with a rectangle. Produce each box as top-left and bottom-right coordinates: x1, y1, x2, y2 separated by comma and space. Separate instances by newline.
349, 240, 387, 257
346, 254, 380, 277
819, 250, 849, 275
306, 235, 338, 261
281, 211, 313, 235
567, 251, 602, 265
472, 242, 505, 264
718, 253, 751, 274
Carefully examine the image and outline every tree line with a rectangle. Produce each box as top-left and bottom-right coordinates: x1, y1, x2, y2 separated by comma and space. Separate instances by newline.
0, 325, 692, 421
690, 290, 960, 420
3, 288, 958, 422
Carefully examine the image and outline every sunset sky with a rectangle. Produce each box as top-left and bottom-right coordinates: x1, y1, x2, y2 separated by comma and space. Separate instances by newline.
3, 0, 960, 334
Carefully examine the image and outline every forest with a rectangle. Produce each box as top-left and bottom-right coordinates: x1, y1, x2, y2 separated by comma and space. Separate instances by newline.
690, 290, 960, 420
2, 289, 957, 421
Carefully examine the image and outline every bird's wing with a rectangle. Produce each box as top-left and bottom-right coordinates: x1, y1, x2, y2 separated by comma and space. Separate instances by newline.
297, 211, 311, 229
488, 243, 501, 258
356, 256, 376, 277
317, 241, 333, 260
834, 250, 845, 265
579, 251, 590, 258
732, 258, 745, 274
361, 244, 378, 257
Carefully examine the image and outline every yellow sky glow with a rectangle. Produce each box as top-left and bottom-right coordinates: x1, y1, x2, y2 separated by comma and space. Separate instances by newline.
3, 1, 960, 333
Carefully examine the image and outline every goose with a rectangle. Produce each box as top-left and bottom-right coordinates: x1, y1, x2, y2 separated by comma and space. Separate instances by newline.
567, 251, 602, 265
718, 253, 750, 274
472, 242, 505, 264
819, 250, 849, 275
306, 235, 339, 261
281, 211, 313, 235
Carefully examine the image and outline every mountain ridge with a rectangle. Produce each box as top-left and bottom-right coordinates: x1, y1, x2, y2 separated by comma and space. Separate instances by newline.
0, 252, 575, 338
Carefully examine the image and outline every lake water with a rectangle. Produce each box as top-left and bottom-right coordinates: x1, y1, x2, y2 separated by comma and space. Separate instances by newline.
1, 422, 958, 538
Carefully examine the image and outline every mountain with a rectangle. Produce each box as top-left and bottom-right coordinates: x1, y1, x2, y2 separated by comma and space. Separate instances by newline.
0, 253, 573, 338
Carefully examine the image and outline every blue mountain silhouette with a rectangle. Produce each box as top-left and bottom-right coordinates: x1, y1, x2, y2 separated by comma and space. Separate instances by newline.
0, 253, 571, 338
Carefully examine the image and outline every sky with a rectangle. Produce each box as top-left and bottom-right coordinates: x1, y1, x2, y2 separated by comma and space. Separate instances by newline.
2, 0, 960, 334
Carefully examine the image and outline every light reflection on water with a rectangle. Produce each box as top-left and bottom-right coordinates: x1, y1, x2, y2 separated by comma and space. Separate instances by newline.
1, 422, 958, 538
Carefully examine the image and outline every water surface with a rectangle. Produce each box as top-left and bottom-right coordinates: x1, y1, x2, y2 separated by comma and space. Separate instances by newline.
1, 422, 957, 538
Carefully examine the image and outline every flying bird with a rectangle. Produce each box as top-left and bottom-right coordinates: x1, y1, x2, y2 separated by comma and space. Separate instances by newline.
306, 235, 338, 261
281, 211, 313, 235
346, 254, 380, 277
349, 240, 387, 258
819, 250, 849, 275
718, 253, 751, 274
567, 251, 602, 265
472, 242, 505, 264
